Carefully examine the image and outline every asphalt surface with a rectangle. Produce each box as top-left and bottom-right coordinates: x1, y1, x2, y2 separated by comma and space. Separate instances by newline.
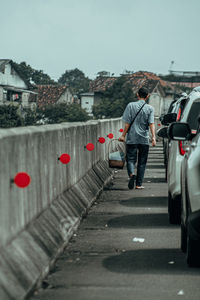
31, 143, 200, 300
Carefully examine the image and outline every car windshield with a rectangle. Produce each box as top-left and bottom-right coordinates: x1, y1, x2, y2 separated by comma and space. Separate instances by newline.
187, 98, 200, 131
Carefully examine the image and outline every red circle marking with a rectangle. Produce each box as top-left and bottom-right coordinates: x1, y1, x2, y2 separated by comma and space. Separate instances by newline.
119, 128, 124, 132
86, 143, 95, 151
59, 153, 71, 164
158, 124, 161, 126
107, 133, 114, 139
98, 137, 105, 144
14, 172, 31, 188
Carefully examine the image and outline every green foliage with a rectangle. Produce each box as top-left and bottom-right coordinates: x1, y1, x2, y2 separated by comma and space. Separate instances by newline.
22, 107, 38, 126
31, 70, 55, 85
97, 71, 111, 77
58, 68, 91, 94
38, 103, 90, 124
0, 105, 23, 128
13, 61, 56, 85
93, 76, 136, 119
0, 103, 90, 128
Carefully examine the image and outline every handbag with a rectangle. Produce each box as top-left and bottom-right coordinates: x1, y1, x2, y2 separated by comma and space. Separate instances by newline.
108, 139, 126, 169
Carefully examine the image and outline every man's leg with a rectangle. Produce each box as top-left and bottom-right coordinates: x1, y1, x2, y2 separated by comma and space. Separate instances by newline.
126, 144, 137, 189
136, 144, 149, 187
126, 144, 138, 176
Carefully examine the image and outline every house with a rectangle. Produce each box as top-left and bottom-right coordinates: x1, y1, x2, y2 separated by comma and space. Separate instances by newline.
80, 92, 104, 116
0, 59, 37, 110
80, 76, 117, 116
89, 72, 176, 117
90, 76, 117, 92
36, 85, 73, 108
124, 71, 175, 117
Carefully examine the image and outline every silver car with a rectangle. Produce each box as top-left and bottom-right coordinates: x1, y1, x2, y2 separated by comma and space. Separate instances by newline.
168, 115, 200, 267
167, 88, 200, 224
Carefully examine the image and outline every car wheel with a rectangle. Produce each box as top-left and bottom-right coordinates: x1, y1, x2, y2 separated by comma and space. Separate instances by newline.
181, 223, 187, 253
187, 235, 200, 267
168, 193, 181, 224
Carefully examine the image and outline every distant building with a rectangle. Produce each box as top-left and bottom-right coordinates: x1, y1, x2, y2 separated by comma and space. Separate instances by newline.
90, 76, 117, 93
90, 72, 176, 117
0, 59, 37, 110
36, 85, 73, 108
80, 92, 104, 116
124, 71, 175, 116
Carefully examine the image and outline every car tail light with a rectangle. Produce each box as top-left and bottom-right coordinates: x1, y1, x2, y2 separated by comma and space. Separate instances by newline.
179, 141, 186, 156
177, 108, 181, 121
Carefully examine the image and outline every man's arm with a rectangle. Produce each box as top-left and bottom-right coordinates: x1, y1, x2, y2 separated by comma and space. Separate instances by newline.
118, 123, 130, 142
149, 123, 156, 146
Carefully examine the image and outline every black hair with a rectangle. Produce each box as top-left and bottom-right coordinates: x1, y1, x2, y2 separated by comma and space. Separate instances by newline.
138, 87, 149, 99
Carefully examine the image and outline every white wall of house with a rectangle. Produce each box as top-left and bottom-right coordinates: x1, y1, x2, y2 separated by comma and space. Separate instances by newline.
21, 92, 29, 107
149, 92, 163, 117
0, 63, 27, 89
81, 95, 94, 115
57, 89, 73, 104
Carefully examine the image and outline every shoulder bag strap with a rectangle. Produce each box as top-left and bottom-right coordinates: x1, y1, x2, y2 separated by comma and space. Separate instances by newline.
127, 102, 146, 133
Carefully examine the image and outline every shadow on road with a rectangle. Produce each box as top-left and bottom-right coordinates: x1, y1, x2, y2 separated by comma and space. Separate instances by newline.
104, 187, 129, 191
103, 249, 200, 275
143, 178, 166, 183
120, 197, 167, 208
107, 213, 174, 228
146, 165, 164, 169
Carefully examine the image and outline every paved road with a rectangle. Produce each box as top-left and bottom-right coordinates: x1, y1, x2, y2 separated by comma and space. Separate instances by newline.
31, 143, 200, 300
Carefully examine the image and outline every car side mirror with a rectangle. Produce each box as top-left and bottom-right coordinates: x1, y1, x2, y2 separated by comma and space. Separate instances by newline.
161, 113, 177, 126
168, 122, 191, 140
157, 127, 168, 138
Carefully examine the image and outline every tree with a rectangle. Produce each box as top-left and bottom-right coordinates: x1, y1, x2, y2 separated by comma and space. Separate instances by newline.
97, 71, 111, 77
22, 107, 38, 126
13, 61, 56, 85
31, 70, 55, 85
123, 70, 134, 75
58, 68, 91, 94
0, 105, 23, 128
38, 103, 90, 124
93, 76, 136, 119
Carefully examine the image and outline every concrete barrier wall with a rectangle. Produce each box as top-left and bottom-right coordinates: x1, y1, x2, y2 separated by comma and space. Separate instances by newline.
0, 118, 122, 248
0, 118, 123, 299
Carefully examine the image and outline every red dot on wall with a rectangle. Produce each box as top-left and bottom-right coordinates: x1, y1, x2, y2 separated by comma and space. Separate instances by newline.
119, 128, 124, 132
59, 153, 71, 164
86, 143, 95, 151
158, 124, 161, 126
14, 172, 31, 188
107, 133, 114, 139
98, 137, 105, 144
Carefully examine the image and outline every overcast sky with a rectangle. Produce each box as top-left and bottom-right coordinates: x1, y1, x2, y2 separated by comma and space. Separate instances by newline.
1, 0, 200, 80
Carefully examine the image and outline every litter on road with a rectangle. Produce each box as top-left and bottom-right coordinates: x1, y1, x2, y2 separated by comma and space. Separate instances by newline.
132, 237, 145, 243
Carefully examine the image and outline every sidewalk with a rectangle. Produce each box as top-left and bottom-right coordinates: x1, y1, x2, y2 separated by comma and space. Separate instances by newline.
32, 143, 200, 300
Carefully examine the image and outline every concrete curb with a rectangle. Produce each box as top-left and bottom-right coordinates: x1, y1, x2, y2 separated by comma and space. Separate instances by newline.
0, 160, 113, 300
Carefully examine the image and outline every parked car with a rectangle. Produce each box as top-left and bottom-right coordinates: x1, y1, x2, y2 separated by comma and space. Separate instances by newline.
159, 93, 188, 181
158, 87, 200, 224
168, 115, 200, 267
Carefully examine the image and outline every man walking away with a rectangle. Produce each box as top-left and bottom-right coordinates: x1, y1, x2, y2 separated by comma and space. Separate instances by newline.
119, 87, 156, 190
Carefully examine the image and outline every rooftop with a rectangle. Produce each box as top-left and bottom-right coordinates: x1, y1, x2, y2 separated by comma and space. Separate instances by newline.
90, 71, 174, 95
37, 85, 69, 107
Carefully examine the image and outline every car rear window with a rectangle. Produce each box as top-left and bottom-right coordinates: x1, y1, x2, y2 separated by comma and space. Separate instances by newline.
187, 98, 200, 130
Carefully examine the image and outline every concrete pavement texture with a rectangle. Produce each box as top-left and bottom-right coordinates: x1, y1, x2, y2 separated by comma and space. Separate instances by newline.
31, 144, 200, 300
